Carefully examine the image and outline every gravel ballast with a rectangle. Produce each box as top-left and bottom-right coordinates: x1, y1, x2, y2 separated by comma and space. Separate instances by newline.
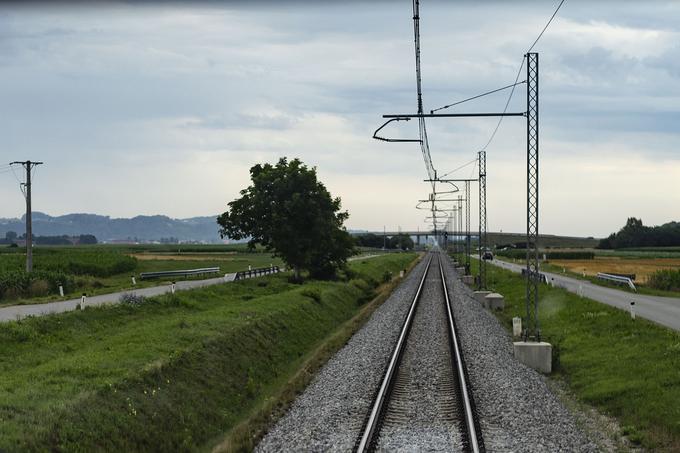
376, 256, 462, 451
256, 257, 431, 452
257, 253, 598, 452
441, 256, 598, 452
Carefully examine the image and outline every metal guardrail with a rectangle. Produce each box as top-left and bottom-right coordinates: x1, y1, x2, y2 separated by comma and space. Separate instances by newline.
521, 267, 548, 284
235, 266, 280, 280
597, 272, 637, 291
139, 267, 220, 280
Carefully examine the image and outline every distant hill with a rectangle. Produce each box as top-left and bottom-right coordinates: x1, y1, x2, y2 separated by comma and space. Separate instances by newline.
0, 212, 223, 243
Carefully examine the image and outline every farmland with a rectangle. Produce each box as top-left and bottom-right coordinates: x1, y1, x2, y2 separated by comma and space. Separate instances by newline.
0, 244, 283, 305
0, 252, 417, 452
548, 256, 680, 283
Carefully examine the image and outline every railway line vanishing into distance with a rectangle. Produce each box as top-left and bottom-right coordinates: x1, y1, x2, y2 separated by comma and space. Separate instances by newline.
356, 252, 484, 452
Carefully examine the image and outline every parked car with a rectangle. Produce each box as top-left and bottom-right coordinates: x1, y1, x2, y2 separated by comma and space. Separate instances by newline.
482, 251, 494, 260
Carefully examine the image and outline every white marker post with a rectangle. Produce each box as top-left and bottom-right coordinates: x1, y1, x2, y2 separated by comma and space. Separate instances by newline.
58, 284, 64, 298
131, 276, 137, 286
80, 293, 87, 310
630, 301, 636, 320
512, 317, 522, 337
171, 282, 176, 294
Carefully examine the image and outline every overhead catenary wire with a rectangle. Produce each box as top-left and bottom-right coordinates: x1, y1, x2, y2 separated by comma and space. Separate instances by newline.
439, 157, 478, 179
480, 0, 566, 152
431, 80, 527, 114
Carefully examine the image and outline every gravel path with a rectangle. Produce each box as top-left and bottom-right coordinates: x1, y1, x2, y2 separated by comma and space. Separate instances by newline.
441, 256, 598, 452
256, 257, 430, 452
257, 253, 598, 452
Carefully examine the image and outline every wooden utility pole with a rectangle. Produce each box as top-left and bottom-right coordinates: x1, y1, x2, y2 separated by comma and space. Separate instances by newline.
10, 160, 43, 272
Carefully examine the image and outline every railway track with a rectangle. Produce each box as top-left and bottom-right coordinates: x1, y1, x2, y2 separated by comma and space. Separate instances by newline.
356, 252, 484, 452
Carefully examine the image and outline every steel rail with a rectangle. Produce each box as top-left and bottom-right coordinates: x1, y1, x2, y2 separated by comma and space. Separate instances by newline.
439, 255, 480, 453
356, 255, 433, 452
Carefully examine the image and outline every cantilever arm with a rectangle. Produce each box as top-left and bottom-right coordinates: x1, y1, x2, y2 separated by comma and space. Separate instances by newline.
372, 117, 422, 143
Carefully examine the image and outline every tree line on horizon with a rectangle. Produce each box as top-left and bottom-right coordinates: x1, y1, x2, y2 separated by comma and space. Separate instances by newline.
598, 217, 680, 249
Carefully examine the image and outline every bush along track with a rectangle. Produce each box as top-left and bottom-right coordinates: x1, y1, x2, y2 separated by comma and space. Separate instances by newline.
471, 258, 680, 451
0, 252, 417, 452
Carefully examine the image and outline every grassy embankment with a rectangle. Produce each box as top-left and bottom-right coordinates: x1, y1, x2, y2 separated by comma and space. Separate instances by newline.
0, 252, 417, 452
471, 258, 680, 450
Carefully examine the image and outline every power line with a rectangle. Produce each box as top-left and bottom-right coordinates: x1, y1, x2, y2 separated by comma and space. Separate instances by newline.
480, 58, 525, 152
439, 157, 478, 179
528, 0, 566, 53
480, 0, 566, 152
431, 80, 527, 114
10, 160, 43, 273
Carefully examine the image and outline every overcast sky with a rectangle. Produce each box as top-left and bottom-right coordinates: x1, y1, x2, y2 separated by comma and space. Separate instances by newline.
0, 0, 678, 237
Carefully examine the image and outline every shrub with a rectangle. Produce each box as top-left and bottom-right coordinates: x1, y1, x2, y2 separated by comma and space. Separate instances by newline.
28, 280, 50, 297
0, 270, 74, 300
119, 293, 147, 307
647, 269, 680, 291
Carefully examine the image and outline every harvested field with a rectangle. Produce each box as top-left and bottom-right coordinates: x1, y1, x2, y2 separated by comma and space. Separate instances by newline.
549, 257, 680, 283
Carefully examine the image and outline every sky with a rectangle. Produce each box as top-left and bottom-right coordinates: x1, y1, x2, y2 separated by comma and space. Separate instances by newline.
0, 0, 679, 237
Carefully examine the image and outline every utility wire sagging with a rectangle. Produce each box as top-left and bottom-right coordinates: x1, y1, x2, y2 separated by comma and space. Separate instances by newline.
480, 0, 566, 153
412, 0, 436, 186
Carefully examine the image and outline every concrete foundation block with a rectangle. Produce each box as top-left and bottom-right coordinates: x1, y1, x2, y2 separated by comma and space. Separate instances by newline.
485, 292, 505, 310
473, 290, 491, 304
462, 275, 474, 286
513, 341, 552, 374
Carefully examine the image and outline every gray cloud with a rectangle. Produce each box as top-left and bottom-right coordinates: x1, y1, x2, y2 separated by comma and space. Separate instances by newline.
0, 1, 679, 236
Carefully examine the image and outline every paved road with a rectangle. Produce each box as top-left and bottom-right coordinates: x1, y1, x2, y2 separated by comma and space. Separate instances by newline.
0, 254, 388, 324
489, 258, 680, 332
0, 273, 242, 323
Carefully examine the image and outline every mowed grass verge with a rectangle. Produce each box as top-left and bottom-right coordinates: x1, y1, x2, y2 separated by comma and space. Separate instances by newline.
475, 259, 680, 450
0, 253, 417, 452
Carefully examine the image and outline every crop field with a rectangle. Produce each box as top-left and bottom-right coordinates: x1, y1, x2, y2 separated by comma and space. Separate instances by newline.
0, 252, 417, 451
0, 245, 281, 305
548, 257, 680, 283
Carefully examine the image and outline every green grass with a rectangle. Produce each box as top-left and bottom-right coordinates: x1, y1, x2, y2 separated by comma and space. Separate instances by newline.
496, 256, 680, 298
0, 247, 284, 306
0, 252, 416, 452
472, 258, 680, 450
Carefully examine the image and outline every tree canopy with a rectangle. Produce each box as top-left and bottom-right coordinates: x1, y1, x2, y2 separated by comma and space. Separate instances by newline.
354, 233, 414, 250
217, 158, 353, 279
598, 217, 680, 249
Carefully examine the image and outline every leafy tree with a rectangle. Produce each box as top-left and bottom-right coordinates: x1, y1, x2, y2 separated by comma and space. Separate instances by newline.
355, 233, 385, 249
5, 231, 17, 243
78, 234, 98, 245
388, 233, 414, 250
217, 158, 353, 280
597, 217, 680, 249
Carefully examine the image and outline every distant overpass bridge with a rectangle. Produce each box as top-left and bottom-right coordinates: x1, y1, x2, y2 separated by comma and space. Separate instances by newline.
352, 230, 477, 246
352, 231, 596, 247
